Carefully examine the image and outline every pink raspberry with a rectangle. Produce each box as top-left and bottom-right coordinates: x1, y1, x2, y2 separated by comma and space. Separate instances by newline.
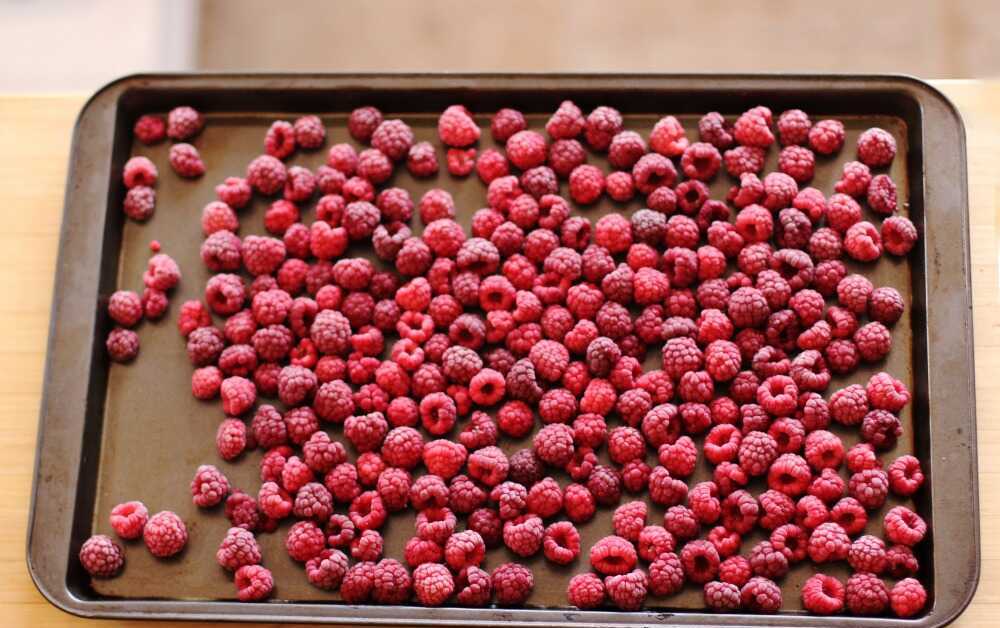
567, 572, 605, 609
492, 562, 534, 605
809, 119, 845, 154
190, 464, 230, 508
216, 526, 261, 571
78, 534, 124, 577
882, 215, 918, 256
846, 572, 889, 616
605, 569, 649, 611
143, 510, 187, 558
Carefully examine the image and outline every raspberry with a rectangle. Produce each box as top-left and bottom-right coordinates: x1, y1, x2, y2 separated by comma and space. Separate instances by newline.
505, 129, 546, 170
567, 164, 603, 205
748, 539, 788, 580
882, 215, 918, 256
807, 521, 851, 564
409, 562, 453, 607
807, 118, 845, 155
632, 153, 677, 194
890, 578, 927, 618
371, 558, 413, 604
349, 490, 388, 531
347, 106, 382, 142
740, 576, 782, 613
564, 572, 605, 610
216, 526, 262, 572
370, 118, 413, 161
853, 321, 891, 363
732, 107, 773, 148
304, 548, 348, 591
492, 562, 534, 605
78, 534, 124, 578
420, 439, 466, 479
350, 529, 384, 562
845, 221, 883, 262
758, 489, 794, 530
855, 126, 897, 167
848, 534, 888, 574
503, 513, 545, 557
122, 157, 158, 190
563, 483, 597, 523
231, 564, 273, 602
143, 510, 187, 558
738, 431, 778, 477
846, 572, 889, 616
165, 143, 204, 178
833, 161, 871, 199
436, 104, 479, 148
766, 453, 810, 497
699, 581, 740, 612
724, 146, 766, 177
888, 454, 924, 496
190, 464, 230, 508
133, 113, 166, 144
659, 436, 698, 477
799, 573, 845, 615
339, 561, 376, 603
883, 506, 926, 547
605, 569, 649, 611
649, 466, 689, 508
323, 513, 355, 548
303, 431, 346, 474
123, 185, 156, 221
406, 141, 439, 177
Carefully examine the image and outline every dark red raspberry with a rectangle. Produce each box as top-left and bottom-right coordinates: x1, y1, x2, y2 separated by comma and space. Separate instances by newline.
347, 106, 382, 142
371, 558, 413, 604
133, 114, 165, 144
144, 510, 188, 557
370, 119, 413, 161
304, 548, 348, 591
492, 562, 533, 605
748, 540, 788, 580
79, 534, 124, 577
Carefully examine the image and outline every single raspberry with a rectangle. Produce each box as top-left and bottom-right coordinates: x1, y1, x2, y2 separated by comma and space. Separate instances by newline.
632, 152, 677, 194
882, 215, 918, 256
349, 490, 388, 531
325, 514, 356, 548
748, 539, 788, 580
503, 513, 545, 557
883, 506, 927, 547
800, 573, 845, 615
347, 106, 382, 142
410, 562, 454, 607
564, 572, 605, 610
492, 562, 534, 605
807, 521, 851, 564
890, 578, 927, 618
304, 548, 348, 591
340, 561, 376, 603
437, 104, 480, 148
733, 107, 774, 148
166, 143, 204, 178
216, 526, 262, 572
143, 510, 187, 558
857, 127, 897, 167
724, 146, 766, 177
133, 113, 165, 144
563, 483, 597, 523
834, 161, 872, 198
190, 464, 230, 508
371, 558, 413, 604
808, 119, 845, 154
740, 576, 782, 613
78, 534, 124, 577
605, 569, 649, 611
123, 185, 156, 221
370, 118, 413, 161
738, 431, 778, 477
350, 529, 384, 562
888, 454, 924, 496
163, 107, 205, 142
846, 572, 889, 615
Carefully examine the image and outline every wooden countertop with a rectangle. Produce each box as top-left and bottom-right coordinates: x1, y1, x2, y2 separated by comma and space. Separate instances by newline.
1, 81, 996, 626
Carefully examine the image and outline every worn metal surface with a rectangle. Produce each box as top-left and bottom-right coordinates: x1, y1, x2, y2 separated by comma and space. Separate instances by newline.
27, 74, 977, 626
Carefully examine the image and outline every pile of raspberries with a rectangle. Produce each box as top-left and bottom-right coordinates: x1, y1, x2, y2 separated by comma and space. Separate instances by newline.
82, 100, 927, 618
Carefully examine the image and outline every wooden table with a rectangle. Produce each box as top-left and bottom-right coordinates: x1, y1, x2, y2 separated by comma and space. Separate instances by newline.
1, 81, 996, 626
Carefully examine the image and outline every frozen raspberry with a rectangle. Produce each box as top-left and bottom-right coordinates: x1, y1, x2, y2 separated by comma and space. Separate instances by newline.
778, 145, 815, 183
605, 569, 649, 611
632, 153, 677, 194
370, 558, 413, 604
846, 572, 889, 616
733, 107, 774, 148
565, 572, 605, 609
216, 526, 261, 572
854, 321, 891, 363
409, 562, 453, 607
703, 581, 741, 611
775, 109, 810, 146
107, 500, 149, 541
563, 483, 597, 523
844, 221, 883, 262
850, 467, 890, 510
679, 538, 720, 584
724, 145, 766, 177
502, 513, 544, 557
339, 561, 376, 603
350, 529, 384, 562
738, 431, 778, 477
884, 506, 927, 546
882, 215, 918, 256
489, 563, 535, 608
581, 105, 622, 150
143, 510, 187, 558
886, 545, 920, 579
107, 290, 143, 329
808, 521, 851, 564
856, 126, 896, 167
748, 539, 788, 580
697, 111, 733, 149
740, 576, 782, 613
758, 489, 795, 531
641, 551, 684, 598
133, 114, 165, 144
347, 106, 382, 142
79, 534, 124, 578
304, 548, 348, 591
605, 131, 644, 170
808, 119, 845, 154
890, 578, 927, 618
105, 328, 139, 363
799, 573, 845, 615
834, 161, 872, 198
503, 129, 545, 170
848, 534, 887, 574
436, 105, 479, 148
565, 164, 603, 205
647, 115, 687, 157
888, 454, 924, 496
123, 185, 156, 221
263, 120, 296, 159
370, 118, 413, 161
190, 464, 230, 508
166, 143, 204, 178
122, 156, 158, 189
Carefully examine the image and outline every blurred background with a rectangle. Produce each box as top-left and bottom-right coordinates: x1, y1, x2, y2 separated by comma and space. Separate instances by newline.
3, 0, 1000, 92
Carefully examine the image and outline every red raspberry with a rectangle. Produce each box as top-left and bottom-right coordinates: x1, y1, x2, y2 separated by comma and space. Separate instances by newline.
436, 104, 479, 148
890, 578, 927, 618
808, 118, 845, 154
696, 111, 733, 148
888, 454, 924, 496
632, 153, 677, 194
884, 506, 927, 546
144, 510, 187, 557
882, 215, 918, 256
409, 563, 453, 607
738, 431, 778, 477
190, 464, 230, 508
850, 468, 890, 510
122, 156, 158, 189
717, 555, 752, 587
848, 534, 887, 574
107, 500, 149, 540
645, 551, 684, 596
800, 573, 845, 615
216, 526, 261, 572
846, 572, 889, 616
371, 558, 413, 604
503, 513, 545, 557
542, 100, 583, 140
854, 321, 891, 363
232, 564, 272, 602
659, 436, 698, 477
605, 569, 649, 611
767, 453, 811, 497
258, 480, 293, 520
350, 529, 384, 562
566, 572, 604, 609
492, 563, 534, 606
636, 525, 674, 562
339, 561, 376, 603
740, 576, 782, 613
679, 142, 721, 181
857, 126, 897, 167
504, 129, 546, 170
305, 548, 348, 590
648, 115, 688, 156
563, 483, 597, 523
748, 540, 788, 580
122, 185, 156, 221
886, 545, 920, 578
165, 143, 203, 178
733, 107, 774, 148
649, 466, 689, 508
133, 114, 165, 144
403, 536, 442, 568
679, 538, 720, 584
264, 119, 296, 159
724, 146, 766, 177
347, 106, 382, 142
400, 141, 437, 177
78, 534, 124, 577
844, 220, 883, 262
370, 119, 413, 161
566, 164, 603, 205
807, 521, 851, 564
486, 107, 525, 142
758, 489, 794, 530
165, 105, 203, 140
778, 145, 815, 183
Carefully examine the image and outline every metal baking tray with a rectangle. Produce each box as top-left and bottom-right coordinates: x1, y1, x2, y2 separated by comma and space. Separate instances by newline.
27, 74, 977, 626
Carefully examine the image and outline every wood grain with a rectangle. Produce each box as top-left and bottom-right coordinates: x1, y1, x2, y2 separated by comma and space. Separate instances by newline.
0, 81, 996, 626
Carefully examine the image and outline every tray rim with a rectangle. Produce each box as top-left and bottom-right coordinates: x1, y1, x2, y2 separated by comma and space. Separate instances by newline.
26, 72, 978, 627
